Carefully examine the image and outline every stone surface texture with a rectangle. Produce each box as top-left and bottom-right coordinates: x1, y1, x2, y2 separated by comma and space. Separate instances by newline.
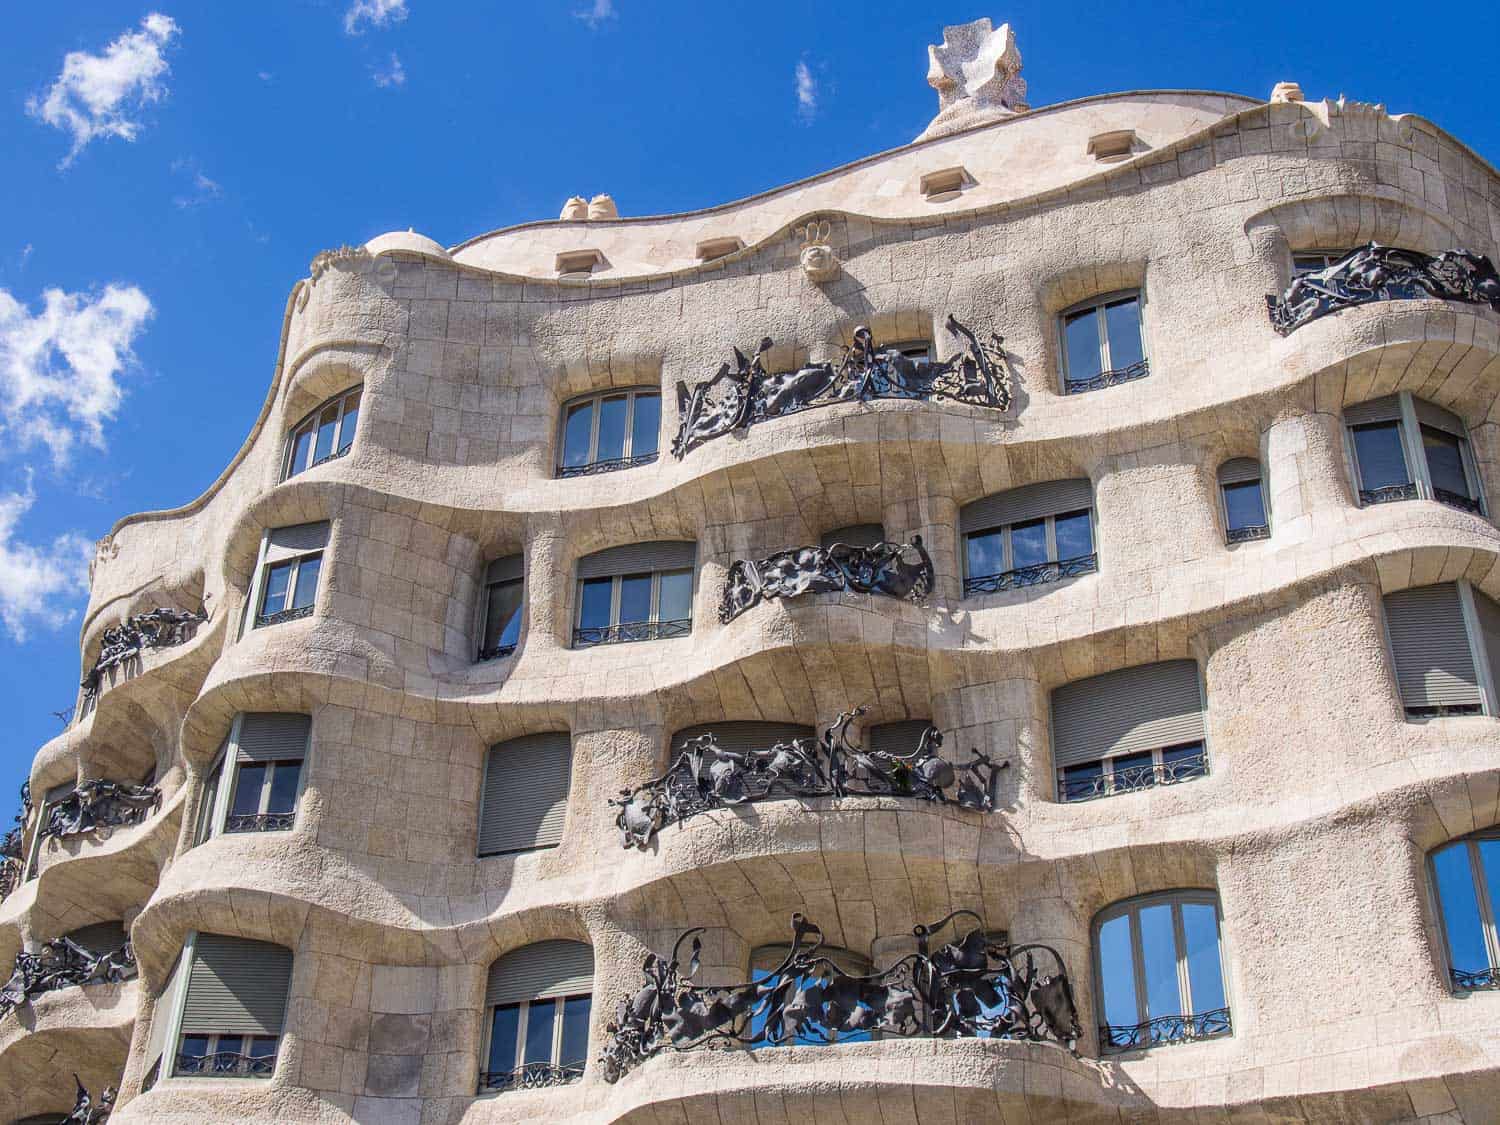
4, 30, 1500, 1124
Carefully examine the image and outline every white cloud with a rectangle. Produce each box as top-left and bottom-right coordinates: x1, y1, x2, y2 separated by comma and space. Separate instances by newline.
344, 0, 408, 34
171, 159, 223, 208
372, 52, 406, 88
27, 13, 180, 167
574, 0, 615, 29
0, 475, 93, 642
0, 284, 154, 465
257, 70, 273, 83
795, 59, 818, 121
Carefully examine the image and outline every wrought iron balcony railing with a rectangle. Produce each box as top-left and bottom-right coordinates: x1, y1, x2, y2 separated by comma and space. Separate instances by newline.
40, 778, 161, 843
80, 605, 206, 709
477, 642, 517, 663
720, 536, 933, 622
964, 553, 1098, 596
175, 1050, 277, 1078
308, 444, 352, 470
1406, 702, 1485, 719
479, 1061, 585, 1093
225, 812, 296, 833
1100, 1006, 1232, 1051
255, 604, 314, 629
1435, 487, 1484, 515
1059, 749, 1209, 803
557, 452, 658, 478
573, 618, 691, 648
0, 937, 137, 1020
1226, 523, 1270, 544
1452, 966, 1500, 991
1064, 358, 1149, 395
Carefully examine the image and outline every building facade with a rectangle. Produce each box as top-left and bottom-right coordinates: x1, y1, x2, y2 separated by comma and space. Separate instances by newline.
4, 16, 1500, 1124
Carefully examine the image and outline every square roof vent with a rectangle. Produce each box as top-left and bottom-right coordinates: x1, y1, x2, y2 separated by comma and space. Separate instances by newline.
695, 236, 744, 262
555, 249, 605, 278
919, 166, 970, 203
1087, 129, 1138, 162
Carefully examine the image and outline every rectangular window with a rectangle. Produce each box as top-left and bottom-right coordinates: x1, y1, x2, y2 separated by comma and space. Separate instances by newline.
1351, 420, 1413, 498
1292, 250, 1352, 276
283, 387, 361, 480
1383, 582, 1488, 719
1060, 742, 1207, 802
174, 933, 292, 1078
574, 568, 693, 647
245, 523, 330, 636
1347, 393, 1484, 513
1431, 834, 1500, 991
556, 389, 661, 477
1061, 292, 1148, 394
963, 508, 1096, 595
481, 579, 524, 661
482, 995, 592, 1092
198, 714, 311, 838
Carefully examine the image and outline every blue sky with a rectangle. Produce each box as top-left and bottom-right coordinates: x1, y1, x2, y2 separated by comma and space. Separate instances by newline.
0, 1, 1495, 805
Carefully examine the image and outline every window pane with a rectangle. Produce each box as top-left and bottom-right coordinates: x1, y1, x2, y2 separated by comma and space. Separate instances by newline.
1098, 914, 1139, 1028
484, 580, 524, 651
524, 1000, 557, 1065
195, 755, 223, 844
337, 391, 360, 454
1054, 509, 1093, 560
630, 393, 661, 458
289, 426, 314, 476
1103, 297, 1145, 371
560, 995, 591, 1068
618, 573, 652, 624
1162, 742, 1208, 780
260, 562, 292, 617
1138, 903, 1181, 1019
1010, 518, 1048, 570
578, 578, 613, 630
1064, 308, 1102, 380
1434, 843, 1490, 978
1222, 480, 1267, 531
230, 763, 267, 819
1423, 426, 1472, 500
487, 1004, 520, 1075
291, 555, 321, 610
267, 760, 302, 815
1061, 761, 1103, 802
561, 401, 594, 468
1111, 751, 1156, 793
217, 1035, 245, 1063
657, 569, 693, 623
248, 1036, 278, 1060
1352, 421, 1410, 491
313, 404, 339, 464
180, 1034, 210, 1063
597, 396, 628, 463
966, 529, 1004, 579
1181, 903, 1226, 1015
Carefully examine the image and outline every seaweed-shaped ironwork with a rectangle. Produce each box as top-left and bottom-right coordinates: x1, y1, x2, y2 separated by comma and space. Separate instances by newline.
0, 782, 29, 901
599, 910, 1078, 1082
720, 535, 933, 623
0, 937, 137, 1020
610, 707, 1005, 849
63, 1075, 116, 1124
41, 778, 161, 842
80, 606, 207, 709
1267, 242, 1500, 335
672, 315, 1012, 458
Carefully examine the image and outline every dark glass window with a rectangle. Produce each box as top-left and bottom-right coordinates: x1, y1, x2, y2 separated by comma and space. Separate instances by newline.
1351, 421, 1411, 492
1221, 481, 1267, 532
964, 507, 1096, 592
1062, 293, 1147, 392
1423, 426, 1474, 501
225, 759, 302, 833
284, 387, 360, 479
557, 390, 661, 476
256, 552, 321, 628
483, 996, 590, 1092
481, 578, 524, 660
574, 568, 693, 647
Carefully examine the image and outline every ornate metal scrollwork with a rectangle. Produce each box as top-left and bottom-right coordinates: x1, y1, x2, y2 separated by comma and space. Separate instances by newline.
963, 552, 1098, 597
0, 783, 29, 902
1266, 242, 1500, 335
1064, 358, 1149, 395
80, 606, 207, 708
599, 910, 1079, 1083
254, 604, 313, 629
0, 937, 137, 1020
41, 779, 161, 843
1225, 524, 1270, 544
1101, 1006, 1231, 1051
1358, 482, 1419, 506
672, 316, 1013, 458
558, 451, 659, 479
1452, 966, 1500, 991
479, 1061, 585, 1093
63, 1075, 115, 1124
174, 1051, 277, 1077
610, 707, 1005, 850
720, 536, 934, 623
573, 618, 692, 648
225, 811, 295, 833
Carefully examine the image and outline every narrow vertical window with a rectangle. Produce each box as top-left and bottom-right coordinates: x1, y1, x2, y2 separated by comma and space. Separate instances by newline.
1216, 459, 1269, 543
1430, 832, 1500, 991
1060, 292, 1148, 394
479, 555, 525, 661
283, 387, 361, 480
556, 389, 661, 477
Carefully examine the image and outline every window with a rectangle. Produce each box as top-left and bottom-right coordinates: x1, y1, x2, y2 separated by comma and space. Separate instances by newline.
482, 941, 593, 1093
153, 933, 292, 1080
243, 522, 329, 634
1095, 892, 1230, 1051
480, 554, 524, 661
574, 541, 695, 647
557, 389, 661, 477
1430, 831, 1500, 992
1345, 393, 1484, 513
1291, 249, 1352, 276
747, 944, 875, 1046
25, 781, 75, 879
1382, 582, 1500, 719
819, 523, 885, 551
195, 714, 310, 840
1052, 660, 1207, 802
1216, 458, 1270, 543
1060, 292, 1147, 394
478, 733, 572, 856
960, 479, 1097, 596
283, 387, 360, 480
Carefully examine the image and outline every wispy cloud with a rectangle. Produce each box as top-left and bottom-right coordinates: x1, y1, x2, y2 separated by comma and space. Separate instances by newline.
344, 0, 408, 34
257, 70, 273, 83
27, 13, 180, 168
574, 0, 616, 29
0, 474, 94, 642
18, 246, 33, 270
171, 159, 223, 209
372, 52, 406, 88
0, 283, 154, 466
795, 58, 818, 122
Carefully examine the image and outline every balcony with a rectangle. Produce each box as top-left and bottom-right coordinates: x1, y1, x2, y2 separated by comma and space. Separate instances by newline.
1063, 358, 1148, 395
557, 451, 659, 479
964, 552, 1098, 597
480, 1061, 584, 1094
1100, 1006, 1231, 1051
573, 618, 691, 648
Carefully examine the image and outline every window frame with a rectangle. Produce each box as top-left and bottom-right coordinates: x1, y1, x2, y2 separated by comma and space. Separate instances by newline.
1217, 466, 1271, 544
479, 992, 592, 1092
963, 507, 1098, 595
24, 783, 75, 880
240, 528, 326, 639
555, 388, 662, 478
157, 933, 286, 1082
195, 715, 310, 841
1381, 579, 1499, 720
1429, 829, 1500, 992
281, 386, 362, 481
572, 566, 693, 648
1290, 248, 1353, 276
1058, 289, 1150, 395
478, 573, 525, 662
1345, 392, 1486, 515
1092, 890, 1233, 1053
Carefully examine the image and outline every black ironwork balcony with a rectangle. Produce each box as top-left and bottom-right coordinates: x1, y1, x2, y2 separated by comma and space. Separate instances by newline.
720, 536, 933, 623
175, 1050, 277, 1077
0, 937, 137, 1020
80, 605, 206, 709
573, 618, 691, 648
1060, 749, 1209, 803
557, 452, 658, 479
1226, 523, 1270, 544
1435, 487, 1484, 515
1359, 482, 1418, 506
964, 553, 1098, 597
479, 1061, 585, 1093
41, 778, 160, 843
1064, 358, 1149, 395
63, 1076, 115, 1122
1101, 1007, 1232, 1051
1452, 966, 1500, 991
225, 811, 296, 833
477, 642, 517, 663
255, 604, 314, 629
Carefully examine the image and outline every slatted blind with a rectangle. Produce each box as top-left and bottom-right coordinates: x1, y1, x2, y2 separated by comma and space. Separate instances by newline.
577, 541, 696, 579
1475, 590, 1500, 704
486, 554, 524, 584
64, 920, 129, 956
144, 948, 188, 1075
485, 940, 594, 1007
671, 721, 815, 755
1216, 458, 1262, 486
179, 934, 293, 1036
1051, 659, 1205, 769
1343, 394, 1402, 427
479, 733, 572, 856
1383, 584, 1482, 710
820, 524, 886, 550
1414, 398, 1466, 436
867, 720, 934, 758
960, 479, 1093, 534
264, 521, 330, 563
236, 713, 311, 763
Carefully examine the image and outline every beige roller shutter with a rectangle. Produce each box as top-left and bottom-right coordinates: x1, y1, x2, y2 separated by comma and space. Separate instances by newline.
1051, 659, 1205, 769
1413, 398, 1466, 436
1384, 584, 1482, 711
1216, 458, 1262, 486
960, 479, 1093, 534
179, 934, 293, 1036
671, 721, 815, 755
1342, 394, 1402, 427
478, 733, 573, 856
264, 521, 330, 563
577, 541, 696, 579
485, 940, 594, 1008
236, 713, 311, 762
1475, 590, 1500, 705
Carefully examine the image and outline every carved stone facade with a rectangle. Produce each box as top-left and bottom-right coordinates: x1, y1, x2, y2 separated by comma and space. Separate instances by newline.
4, 15, 1500, 1125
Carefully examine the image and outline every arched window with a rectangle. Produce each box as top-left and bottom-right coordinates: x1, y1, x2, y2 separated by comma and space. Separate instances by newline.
557, 388, 661, 477
1216, 458, 1269, 543
1345, 393, 1484, 514
478, 733, 572, 856
1059, 291, 1148, 394
479, 554, 524, 661
1094, 892, 1230, 1051
960, 479, 1096, 596
574, 541, 695, 648
283, 387, 360, 480
1430, 831, 1500, 992
482, 941, 593, 1092
747, 943, 874, 1046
